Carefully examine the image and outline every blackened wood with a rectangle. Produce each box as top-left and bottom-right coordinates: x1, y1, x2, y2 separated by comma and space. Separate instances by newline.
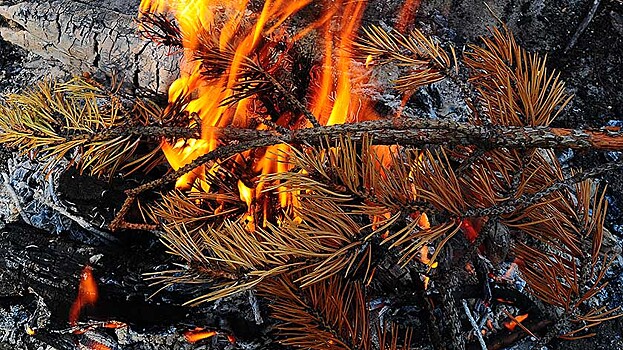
0, 223, 189, 327
0, 223, 270, 349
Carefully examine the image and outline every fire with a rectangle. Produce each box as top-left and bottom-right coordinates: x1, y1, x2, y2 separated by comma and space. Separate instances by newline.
504, 313, 529, 331
139, 0, 430, 231
419, 246, 438, 268
238, 180, 254, 209
138, 0, 384, 226
184, 327, 217, 343
69, 265, 99, 326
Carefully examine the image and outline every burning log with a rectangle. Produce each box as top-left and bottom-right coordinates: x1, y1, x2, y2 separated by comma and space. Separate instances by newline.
0, 222, 269, 348
0, 0, 622, 349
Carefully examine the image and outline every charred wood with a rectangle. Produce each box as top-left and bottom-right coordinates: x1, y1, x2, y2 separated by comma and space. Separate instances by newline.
0, 223, 265, 349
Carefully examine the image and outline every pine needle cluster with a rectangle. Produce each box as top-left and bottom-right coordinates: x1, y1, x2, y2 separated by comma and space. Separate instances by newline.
0, 77, 167, 177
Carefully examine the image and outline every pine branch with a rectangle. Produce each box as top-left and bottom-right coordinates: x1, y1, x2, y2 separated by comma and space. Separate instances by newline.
465, 26, 573, 126
194, 38, 321, 128
357, 25, 452, 91
147, 221, 291, 305
137, 12, 183, 48
258, 275, 369, 350
109, 119, 623, 230
260, 196, 379, 287
0, 78, 167, 177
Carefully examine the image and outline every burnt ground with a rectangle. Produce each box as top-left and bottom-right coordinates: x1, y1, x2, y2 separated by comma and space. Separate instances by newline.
0, 0, 622, 349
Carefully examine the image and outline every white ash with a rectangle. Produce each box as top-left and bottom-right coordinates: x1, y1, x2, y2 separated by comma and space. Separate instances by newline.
0, 173, 23, 228
1, 153, 111, 242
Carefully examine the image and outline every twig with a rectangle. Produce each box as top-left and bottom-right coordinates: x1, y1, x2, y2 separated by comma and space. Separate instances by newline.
1, 172, 32, 225
127, 135, 285, 197
466, 158, 623, 217
501, 309, 539, 340
258, 66, 321, 128
207, 119, 623, 151
64, 125, 199, 143
32, 190, 116, 242
487, 320, 553, 350
462, 299, 487, 350
109, 134, 284, 230
109, 119, 623, 230
565, 0, 602, 52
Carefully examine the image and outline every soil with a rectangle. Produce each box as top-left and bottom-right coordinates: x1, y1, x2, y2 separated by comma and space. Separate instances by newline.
0, 0, 622, 349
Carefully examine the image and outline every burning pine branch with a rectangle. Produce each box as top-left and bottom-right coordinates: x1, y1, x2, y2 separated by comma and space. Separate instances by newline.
0, 0, 622, 349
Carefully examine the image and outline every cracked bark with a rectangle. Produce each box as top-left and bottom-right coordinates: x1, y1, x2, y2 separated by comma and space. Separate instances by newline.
0, 0, 178, 93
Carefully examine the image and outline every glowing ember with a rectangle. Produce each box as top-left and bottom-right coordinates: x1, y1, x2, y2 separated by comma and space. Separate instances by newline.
85, 343, 112, 350
504, 313, 529, 331
460, 218, 480, 243
102, 321, 127, 329
184, 328, 218, 343
69, 265, 99, 326
72, 321, 128, 336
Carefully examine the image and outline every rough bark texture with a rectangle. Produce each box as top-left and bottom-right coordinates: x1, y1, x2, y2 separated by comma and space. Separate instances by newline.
0, 0, 178, 93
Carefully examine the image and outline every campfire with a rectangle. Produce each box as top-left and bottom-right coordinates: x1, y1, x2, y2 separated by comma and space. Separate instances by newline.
0, 0, 622, 349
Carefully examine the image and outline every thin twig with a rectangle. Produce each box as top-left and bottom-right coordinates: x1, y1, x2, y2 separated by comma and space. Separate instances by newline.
565, 0, 602, 52
64, 125, 199, 143
462, 299, 487, 350
501, 309, 539, 340
32, 190, 116, 242
1, 172, 32, 225
258, 66, 321, 128
466, 158, 623, 217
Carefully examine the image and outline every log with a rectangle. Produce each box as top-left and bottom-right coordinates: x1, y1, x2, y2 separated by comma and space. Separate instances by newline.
0, 0, 178, 93
0, 223, 267, 349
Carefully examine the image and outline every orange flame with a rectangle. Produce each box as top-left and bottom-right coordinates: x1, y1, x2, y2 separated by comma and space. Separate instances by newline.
86, 343, 112, 350
184, 328, 218, 343
140, 0, 411, 228
69, 265, 99, 326
238, 180, 255, 209
504, 313, 529, 331
419, 246, 438, 268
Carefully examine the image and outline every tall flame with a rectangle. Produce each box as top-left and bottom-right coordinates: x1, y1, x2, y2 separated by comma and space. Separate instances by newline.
139, 0, 419, 227
69, 265, 99, 326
